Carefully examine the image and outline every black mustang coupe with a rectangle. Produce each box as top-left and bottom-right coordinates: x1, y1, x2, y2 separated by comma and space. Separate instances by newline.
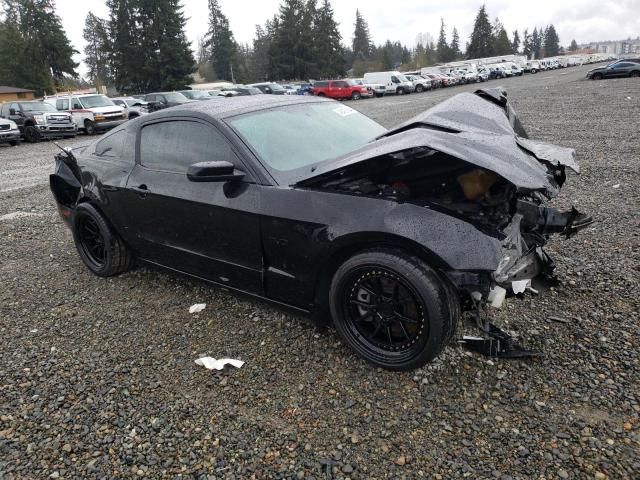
50, 89, 590, 370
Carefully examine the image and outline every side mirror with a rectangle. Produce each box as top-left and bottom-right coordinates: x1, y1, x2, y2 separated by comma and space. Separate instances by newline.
187, 161, 245, 182
9, 108, 16, 115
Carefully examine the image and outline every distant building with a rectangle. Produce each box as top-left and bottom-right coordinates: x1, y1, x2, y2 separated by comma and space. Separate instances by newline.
588, 37, 640, 55
0, 86, 35, 102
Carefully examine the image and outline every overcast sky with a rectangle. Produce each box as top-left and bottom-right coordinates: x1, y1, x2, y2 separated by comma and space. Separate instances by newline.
56, 0, 640, 77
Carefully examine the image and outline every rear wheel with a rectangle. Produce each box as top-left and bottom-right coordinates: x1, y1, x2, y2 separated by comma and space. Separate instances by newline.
24, 125, 41, 143
630, 71, 640, 78
415, 84, 424, 93
72, 203, 134, 277
329, 249, 457, 370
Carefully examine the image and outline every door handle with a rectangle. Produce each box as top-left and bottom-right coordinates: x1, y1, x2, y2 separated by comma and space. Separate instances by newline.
132, 184, 149, 197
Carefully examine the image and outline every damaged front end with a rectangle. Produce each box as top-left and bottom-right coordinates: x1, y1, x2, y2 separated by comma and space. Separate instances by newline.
298, 88, 592, 356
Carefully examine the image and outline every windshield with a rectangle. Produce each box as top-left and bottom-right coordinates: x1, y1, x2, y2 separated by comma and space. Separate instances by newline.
396, 74, 410, 83
164, 92, 189, 103
21, 102, 57, 112
266, 83, 285, 92
180, 90, 209, 99
80, 95, 115, 108
229, 102, 387, 183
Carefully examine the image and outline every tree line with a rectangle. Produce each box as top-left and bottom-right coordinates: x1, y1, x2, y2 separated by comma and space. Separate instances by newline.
0, 0, 578, 96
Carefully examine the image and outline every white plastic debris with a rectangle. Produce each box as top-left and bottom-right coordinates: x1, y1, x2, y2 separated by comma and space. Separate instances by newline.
511, 279, 531, 295
487, 286, 506, 309
189, 303, 206, 314
30, 329, 38, 333
613, 184, 620, 189
195, 357, 244, 371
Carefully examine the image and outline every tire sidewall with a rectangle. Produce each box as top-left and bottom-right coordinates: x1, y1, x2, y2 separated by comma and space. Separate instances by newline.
329, 250, 450, 370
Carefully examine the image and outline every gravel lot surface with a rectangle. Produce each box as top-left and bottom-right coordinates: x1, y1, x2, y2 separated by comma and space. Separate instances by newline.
1, 65, 639, 479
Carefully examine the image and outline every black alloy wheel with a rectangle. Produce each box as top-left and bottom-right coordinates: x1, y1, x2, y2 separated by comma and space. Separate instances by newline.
24, 125, 41, 143
77, 214, 106, 269
330, 250, 457, 370
72, 203, 133, 277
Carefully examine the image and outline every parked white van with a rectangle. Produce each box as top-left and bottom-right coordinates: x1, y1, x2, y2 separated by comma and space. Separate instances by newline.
363, 71, 414, 95
44, 94, 127, 135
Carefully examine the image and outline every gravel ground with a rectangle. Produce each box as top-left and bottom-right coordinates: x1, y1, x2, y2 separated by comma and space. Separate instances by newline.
1, 65, 639, 479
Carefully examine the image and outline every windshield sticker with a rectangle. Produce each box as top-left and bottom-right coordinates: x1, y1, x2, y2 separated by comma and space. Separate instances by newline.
333, 106, 356, 117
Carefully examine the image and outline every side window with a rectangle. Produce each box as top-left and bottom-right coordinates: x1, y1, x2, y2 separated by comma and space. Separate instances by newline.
334, 81, 347, 88
140, 121, 234, 174
56, 99, 69, 110
10, 103, 19, 113
158, 95, 166, 103
113, 100, 124, 106
0, 104, 7, 116
391, 76, 399, 83
94, 130, 126, 159
315, 81, 328, 88
71, 98, 82, 109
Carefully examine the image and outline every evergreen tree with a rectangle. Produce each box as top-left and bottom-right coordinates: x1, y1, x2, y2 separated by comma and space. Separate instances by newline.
107, 0, 143, 92
531, 27, 543, 59
270, 0, 316, 80
522, 28, 532, 59
381, 40, 393, 70
492, 18, 512, 55
568, 39, 579, 51
313, 0, 344, 78
511, 30, 520, 54
436, 18, 451, 62
400, 45, 411, 65
0, 0, 77, 94
83, 12, 111, 88
108, 0, 194, 93
352, 9, 372, 59
466, 5, 493, 59
250, 24, 271, 81
205, 0, 237, 81
450, 27, 462, 59
544, 24, 560, 57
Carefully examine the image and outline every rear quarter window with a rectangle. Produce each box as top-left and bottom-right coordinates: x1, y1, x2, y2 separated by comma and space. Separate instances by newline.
94, 130, 127, 160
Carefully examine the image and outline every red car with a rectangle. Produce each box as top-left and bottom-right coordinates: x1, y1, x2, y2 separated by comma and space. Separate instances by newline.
312, 80, 372, 100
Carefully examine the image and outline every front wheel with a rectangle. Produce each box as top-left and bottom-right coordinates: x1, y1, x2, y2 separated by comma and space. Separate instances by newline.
415, 84, 424, 93
396, 87, 405, 95
591, 73, 603, 80
329, 249, 457, 370
630, 71, 640, 78
84, 120, 97, 135
72, 203, 134, 277
351, 91, 361, 100
24, 126, 41, 143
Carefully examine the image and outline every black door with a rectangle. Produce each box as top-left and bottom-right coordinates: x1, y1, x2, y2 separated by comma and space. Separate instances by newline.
5, 103, 25, 132
124, 118, 263, 294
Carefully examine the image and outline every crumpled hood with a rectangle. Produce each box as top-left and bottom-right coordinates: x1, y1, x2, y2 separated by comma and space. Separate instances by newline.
295, 88, 579, 196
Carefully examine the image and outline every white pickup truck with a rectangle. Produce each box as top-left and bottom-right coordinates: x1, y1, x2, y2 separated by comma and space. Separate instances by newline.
43, 94, 127, 135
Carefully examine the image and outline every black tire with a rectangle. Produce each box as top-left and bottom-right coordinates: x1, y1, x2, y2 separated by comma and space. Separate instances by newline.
630, 71, 640, 78
375, 92, 384, 98
9, 140, 19, 146
329, 249, 457, 370
72, 203, 134, 277
591, 72, 603, 80
84, 120, 97, 135
415, 84, 424, 93
24, 125, 41, 143
316, 93, 326, 97
396, 87, 405, 95
351, 91, 361, 100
